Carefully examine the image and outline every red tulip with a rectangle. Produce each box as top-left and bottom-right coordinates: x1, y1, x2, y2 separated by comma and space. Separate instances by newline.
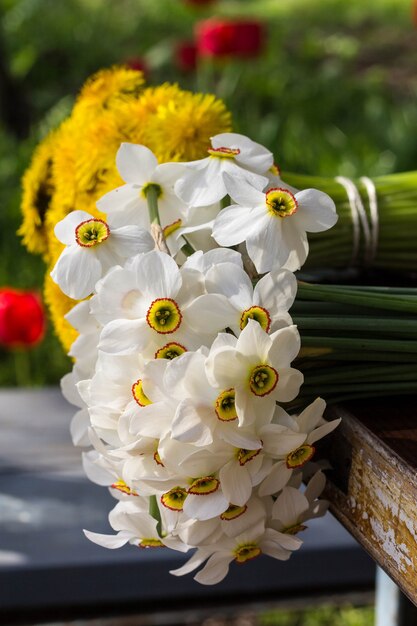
125, 57, 150, 78
0, 288, 45, 348
196, 18, 264, 58
175, 41, 198, 72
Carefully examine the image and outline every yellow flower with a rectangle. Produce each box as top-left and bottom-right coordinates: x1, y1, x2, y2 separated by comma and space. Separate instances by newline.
18, 130, 58, 260
20, 67, 233, 351
141, 88, 232, 162
73, 65, 145, 119
44, 273, 78, 353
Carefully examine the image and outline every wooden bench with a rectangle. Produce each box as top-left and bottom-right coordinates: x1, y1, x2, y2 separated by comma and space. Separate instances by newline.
324, 398, 417, 609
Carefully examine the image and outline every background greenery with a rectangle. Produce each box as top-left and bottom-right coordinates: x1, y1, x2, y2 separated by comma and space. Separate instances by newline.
0, 0, 416, 387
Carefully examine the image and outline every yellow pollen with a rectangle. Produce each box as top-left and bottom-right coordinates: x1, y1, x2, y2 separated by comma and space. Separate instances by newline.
132, 379, 152, 406
286, 444, 315, 469
234, 543, 261, 564
240, 306, 271, 332
207, 146, 240, 159
249, 364, 279, 397
146, 298, 182, 334
265, 187, 298, 218
155, 342, 187, 360
75, 218, 110, 247
215, 389, 237, 422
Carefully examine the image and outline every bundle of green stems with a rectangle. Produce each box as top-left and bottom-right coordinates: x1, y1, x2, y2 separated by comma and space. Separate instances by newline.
283, 171, 417, 272
291, 282, 417, 409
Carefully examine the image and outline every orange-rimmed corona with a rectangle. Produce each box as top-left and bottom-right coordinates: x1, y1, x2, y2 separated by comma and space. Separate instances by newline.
132, 379, 152, 406
249, 364, 278, 397
286, 443, 315, 469
265, 187, 298, 218
75, 218, 110, 247
146, 298, 182, 334
240, 305, 271, 332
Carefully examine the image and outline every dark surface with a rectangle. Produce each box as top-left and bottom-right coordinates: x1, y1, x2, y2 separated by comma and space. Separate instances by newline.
0, 388, 375, 622
344, 396, 417, 470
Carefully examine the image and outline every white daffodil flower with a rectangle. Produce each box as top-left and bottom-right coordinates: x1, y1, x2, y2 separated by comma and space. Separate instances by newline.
175, 133, 272, 207
98, 251, 235, 356
65, 300, 102, 380
271, 470, 329, 534
258, 398, 341, 496
212, 174, 338, 273
84, 500, 186, 552
61, 370, 91, 448
97, 143, 188, 230
206, 320, 304, 427
171, 518, 302, 585
50, 210, 154, 299
205, 262, 297, 335
166, 350, 263, 449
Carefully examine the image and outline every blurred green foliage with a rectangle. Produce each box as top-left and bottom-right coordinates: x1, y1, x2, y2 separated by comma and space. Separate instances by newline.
261, 604, 374, 625
0, 0, 416, 385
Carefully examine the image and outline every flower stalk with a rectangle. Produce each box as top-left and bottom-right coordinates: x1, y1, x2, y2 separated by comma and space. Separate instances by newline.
283, 171, 417, 272
291, 282, 417, 408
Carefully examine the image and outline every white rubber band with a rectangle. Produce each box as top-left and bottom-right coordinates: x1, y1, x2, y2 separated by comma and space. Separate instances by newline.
360, 176, 379, 265
335, 176, 371, 266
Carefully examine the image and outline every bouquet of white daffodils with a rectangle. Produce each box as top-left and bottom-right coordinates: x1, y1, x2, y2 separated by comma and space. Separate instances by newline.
52, 133, 341, 585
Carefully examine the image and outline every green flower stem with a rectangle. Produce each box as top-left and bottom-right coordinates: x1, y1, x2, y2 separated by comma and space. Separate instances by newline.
181, 237, 196, 257
300, 335, 417, 353
282, 170, 417, 272
291, 283, 417, 407
145, 184, 161, 226
149, 495, 162, 538
294, 316, 417, 337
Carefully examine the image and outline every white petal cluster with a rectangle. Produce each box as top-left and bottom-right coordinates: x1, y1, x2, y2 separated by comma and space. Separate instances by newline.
52, 135, 340, 585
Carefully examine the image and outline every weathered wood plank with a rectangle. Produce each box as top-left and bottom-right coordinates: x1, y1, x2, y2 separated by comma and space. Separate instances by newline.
324, 397, 417, 606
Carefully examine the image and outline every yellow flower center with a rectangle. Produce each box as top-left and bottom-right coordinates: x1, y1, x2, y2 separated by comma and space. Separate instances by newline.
75, 218, 110, 247
161, 486, 188, 511
284, 523, 307, 535
220, 504, 248, 521
207, 146, 240, 159
215, 388, 237, 422
132, 379, 152, 406
163, 219, 182, 239
265, 187, 298, 218
146, 298, 182, 334
154, 451, 164, 466
155, 342, 187, 360
249, 364, 278, 397
237, 446, 262, 466
269, 163, 281, 175
234, 543, 262, 564
240, 306, 271, 332
139, 538, 164, 549
188, 476, 219, 495
141, 182, 162, 199
286, 444, 315, 469
110, 479, 138, 496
